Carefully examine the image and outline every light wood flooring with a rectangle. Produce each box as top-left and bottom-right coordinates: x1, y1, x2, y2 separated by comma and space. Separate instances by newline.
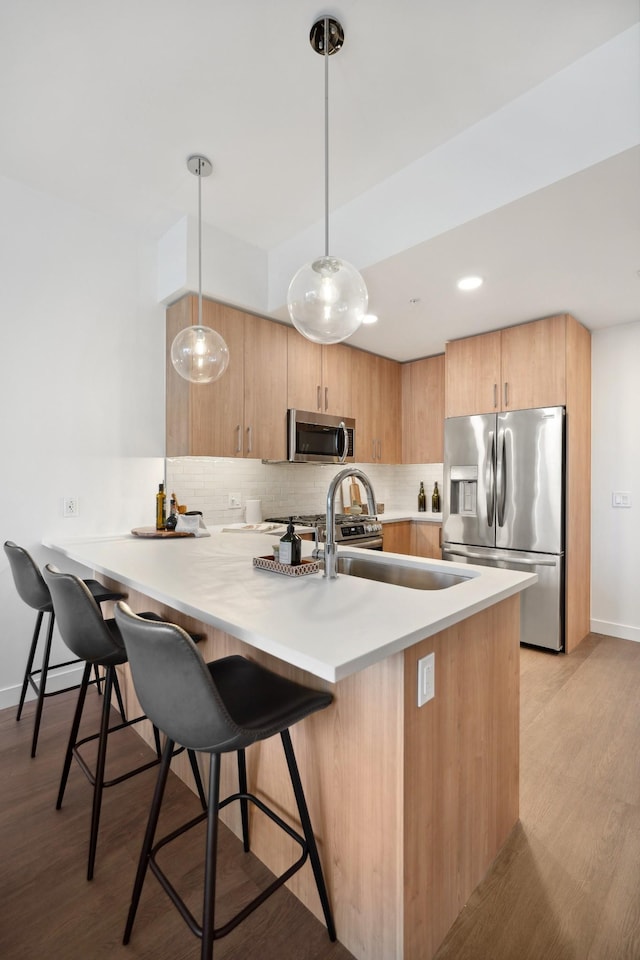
1, 632, 639, 959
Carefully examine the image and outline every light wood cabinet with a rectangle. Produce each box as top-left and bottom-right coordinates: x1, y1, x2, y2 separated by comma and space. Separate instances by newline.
287, 330, 352, 416
402, 354, 445, 463
166, 295, 287, 460
382, 521, 412, 555
411, 522, 442, 559
351, 349, 401, 463
445, 315, 567, 417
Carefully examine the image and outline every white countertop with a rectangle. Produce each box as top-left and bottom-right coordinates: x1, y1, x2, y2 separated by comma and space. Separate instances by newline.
378, 510, 443, 523
44, 532, 534, 684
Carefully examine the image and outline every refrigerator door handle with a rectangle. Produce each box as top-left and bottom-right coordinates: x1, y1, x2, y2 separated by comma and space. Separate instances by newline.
486, 430, 495, 528
445, 548, 557, 567
496, 429, 507, 527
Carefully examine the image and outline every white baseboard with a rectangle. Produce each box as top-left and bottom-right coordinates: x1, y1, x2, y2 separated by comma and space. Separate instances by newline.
0, 664, 86, 711
590, 619, 640, 644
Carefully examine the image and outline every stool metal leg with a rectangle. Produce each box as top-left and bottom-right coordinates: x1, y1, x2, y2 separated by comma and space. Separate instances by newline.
123, 737, 175, 945
30, 611, 55, 758
17, 611, 44, 722
281, 729, 336, 942
57, 662, 92, 809
201, 752, 221, 960
87, 665, 115, 881
188, 750, 207, 810
237, 748, 250, 852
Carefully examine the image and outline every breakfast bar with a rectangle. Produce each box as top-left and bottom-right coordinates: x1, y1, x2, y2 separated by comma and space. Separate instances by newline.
45, 531, 535, 960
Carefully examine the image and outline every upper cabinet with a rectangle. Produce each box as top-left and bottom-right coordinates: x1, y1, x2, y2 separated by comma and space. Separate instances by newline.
351, 349, 401, 464
445, 315, 568, 417
402, 354, 445, 463
166, 295, 287, 460
287, 331, 353, 416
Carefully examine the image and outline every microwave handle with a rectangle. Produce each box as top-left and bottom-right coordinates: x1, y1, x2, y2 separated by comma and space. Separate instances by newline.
338, 421, 348, 463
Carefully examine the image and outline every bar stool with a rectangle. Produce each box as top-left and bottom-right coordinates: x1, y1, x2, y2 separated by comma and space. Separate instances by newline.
113, 601, 336, 960
42, 564, 207, 881
3, 540, 126, 757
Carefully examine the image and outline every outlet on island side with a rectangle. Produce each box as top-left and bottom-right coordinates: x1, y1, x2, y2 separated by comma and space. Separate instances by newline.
417, 652, 435, 707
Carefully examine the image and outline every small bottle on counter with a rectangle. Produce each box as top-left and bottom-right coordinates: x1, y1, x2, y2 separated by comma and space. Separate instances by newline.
279, 517, 301, 565
432, 482, 440, 513
165, 497, 178, 530
418, 481, 426, 512
156, 483, 166, 530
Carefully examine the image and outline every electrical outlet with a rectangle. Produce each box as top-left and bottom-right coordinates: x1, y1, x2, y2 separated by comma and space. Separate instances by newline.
63, 496, 79, 518
228, 492, 242, 509
417, 652, 435, 707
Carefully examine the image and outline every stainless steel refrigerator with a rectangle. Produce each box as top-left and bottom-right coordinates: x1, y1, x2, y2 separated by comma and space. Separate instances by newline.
442, 406, 565, 651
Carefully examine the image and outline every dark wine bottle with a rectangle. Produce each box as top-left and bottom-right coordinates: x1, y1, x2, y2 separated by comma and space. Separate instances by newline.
418, 481, 426, 512
279, 517, 302, 565
156, 483, 166, 530
432, 482, 440, 513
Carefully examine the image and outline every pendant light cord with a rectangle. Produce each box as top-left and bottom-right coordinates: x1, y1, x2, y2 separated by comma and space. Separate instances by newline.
197, 162, 203, 326
324, 15, 329, 258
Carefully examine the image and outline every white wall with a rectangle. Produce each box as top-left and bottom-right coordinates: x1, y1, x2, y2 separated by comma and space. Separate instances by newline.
591, 321, 640, 641
0, 175, 165, 708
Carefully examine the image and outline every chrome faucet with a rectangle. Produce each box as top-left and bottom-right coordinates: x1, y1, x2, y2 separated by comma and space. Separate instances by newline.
324, 467, 377, 579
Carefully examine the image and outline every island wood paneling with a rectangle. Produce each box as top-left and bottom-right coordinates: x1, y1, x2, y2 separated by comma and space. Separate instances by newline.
403, 595, 520, 960
106, 580, 520, 960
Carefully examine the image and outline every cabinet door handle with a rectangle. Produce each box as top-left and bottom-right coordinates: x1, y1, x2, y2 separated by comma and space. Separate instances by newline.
317, 385, 321, 411
325, 386, 329, 412
235, 425, 242, 454
377, 439, 382, 461
372, 440, 376, 460
246, 425, 253, 454
493, 383, 497, 408
504, 382, 509, 407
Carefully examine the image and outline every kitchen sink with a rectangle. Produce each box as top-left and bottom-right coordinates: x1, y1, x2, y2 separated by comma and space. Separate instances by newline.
323, 555, 472, 590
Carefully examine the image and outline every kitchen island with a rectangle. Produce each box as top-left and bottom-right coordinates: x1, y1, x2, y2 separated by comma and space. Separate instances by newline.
45, 531, 535, 960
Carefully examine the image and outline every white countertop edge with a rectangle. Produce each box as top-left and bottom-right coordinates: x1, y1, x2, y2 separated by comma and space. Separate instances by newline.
379, 511, 443, 523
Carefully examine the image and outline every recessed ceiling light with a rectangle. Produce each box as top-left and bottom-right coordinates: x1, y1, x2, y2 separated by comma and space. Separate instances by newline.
362, 313, 378, 325
409, 297, 421, 304
457, 275, 484, 291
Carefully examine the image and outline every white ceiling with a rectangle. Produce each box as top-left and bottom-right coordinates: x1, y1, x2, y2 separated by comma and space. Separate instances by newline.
1, 0, 639, 361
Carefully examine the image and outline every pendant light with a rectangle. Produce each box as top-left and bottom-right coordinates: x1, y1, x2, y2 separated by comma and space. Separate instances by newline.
170, 155, 230, 384
287, 17, 368, 345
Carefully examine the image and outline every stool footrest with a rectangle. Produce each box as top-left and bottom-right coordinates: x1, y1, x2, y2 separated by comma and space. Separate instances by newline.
148, 790, 309, 942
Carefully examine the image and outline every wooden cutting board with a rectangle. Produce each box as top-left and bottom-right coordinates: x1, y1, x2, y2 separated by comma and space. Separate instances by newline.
131, 527, 194, 538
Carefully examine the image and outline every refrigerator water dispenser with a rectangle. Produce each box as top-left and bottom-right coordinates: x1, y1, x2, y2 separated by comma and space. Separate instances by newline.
449, 466, 478, 517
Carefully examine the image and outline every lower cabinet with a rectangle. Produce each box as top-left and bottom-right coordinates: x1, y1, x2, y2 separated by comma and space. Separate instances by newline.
383, 522, 442, 559
411, 523, 442, 559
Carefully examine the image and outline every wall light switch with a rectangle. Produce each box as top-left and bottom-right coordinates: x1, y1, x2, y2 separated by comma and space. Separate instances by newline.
417, 652, 435, 707
612, 492, 632, 508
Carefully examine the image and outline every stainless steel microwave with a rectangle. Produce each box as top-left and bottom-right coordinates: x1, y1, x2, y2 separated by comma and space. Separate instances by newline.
287, 409, 355, 463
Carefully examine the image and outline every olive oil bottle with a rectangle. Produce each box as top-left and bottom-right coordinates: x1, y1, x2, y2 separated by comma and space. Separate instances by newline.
156, 483, 166, 530
418, 481, 426, 512
432, 482, 440, 513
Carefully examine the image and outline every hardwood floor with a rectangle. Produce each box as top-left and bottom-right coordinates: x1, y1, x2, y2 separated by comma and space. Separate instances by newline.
1, 633, 639, 959
434, 633, 640, 960
0, 684, 355, 960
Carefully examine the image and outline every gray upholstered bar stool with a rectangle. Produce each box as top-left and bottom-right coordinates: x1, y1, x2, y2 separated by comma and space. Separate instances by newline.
42, 565, 207, 881
4, 540, 126, 757
114, 601, 336, 960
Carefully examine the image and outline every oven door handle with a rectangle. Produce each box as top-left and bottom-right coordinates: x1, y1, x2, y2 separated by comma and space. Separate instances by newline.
352, 537, 384, 550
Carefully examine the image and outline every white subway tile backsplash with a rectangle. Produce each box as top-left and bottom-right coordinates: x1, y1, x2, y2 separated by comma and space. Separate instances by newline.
166, 457, 443, 524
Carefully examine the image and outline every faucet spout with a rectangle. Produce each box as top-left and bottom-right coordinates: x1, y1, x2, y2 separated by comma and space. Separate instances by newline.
324, 468, 377, 579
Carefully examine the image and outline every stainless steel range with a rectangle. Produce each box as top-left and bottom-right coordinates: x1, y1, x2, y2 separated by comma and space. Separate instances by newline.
266, 514, 384, 550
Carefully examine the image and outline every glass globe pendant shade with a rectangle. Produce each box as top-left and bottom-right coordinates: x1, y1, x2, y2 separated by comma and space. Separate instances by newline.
170, 324, 230, 384
287, 255, 368, 345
